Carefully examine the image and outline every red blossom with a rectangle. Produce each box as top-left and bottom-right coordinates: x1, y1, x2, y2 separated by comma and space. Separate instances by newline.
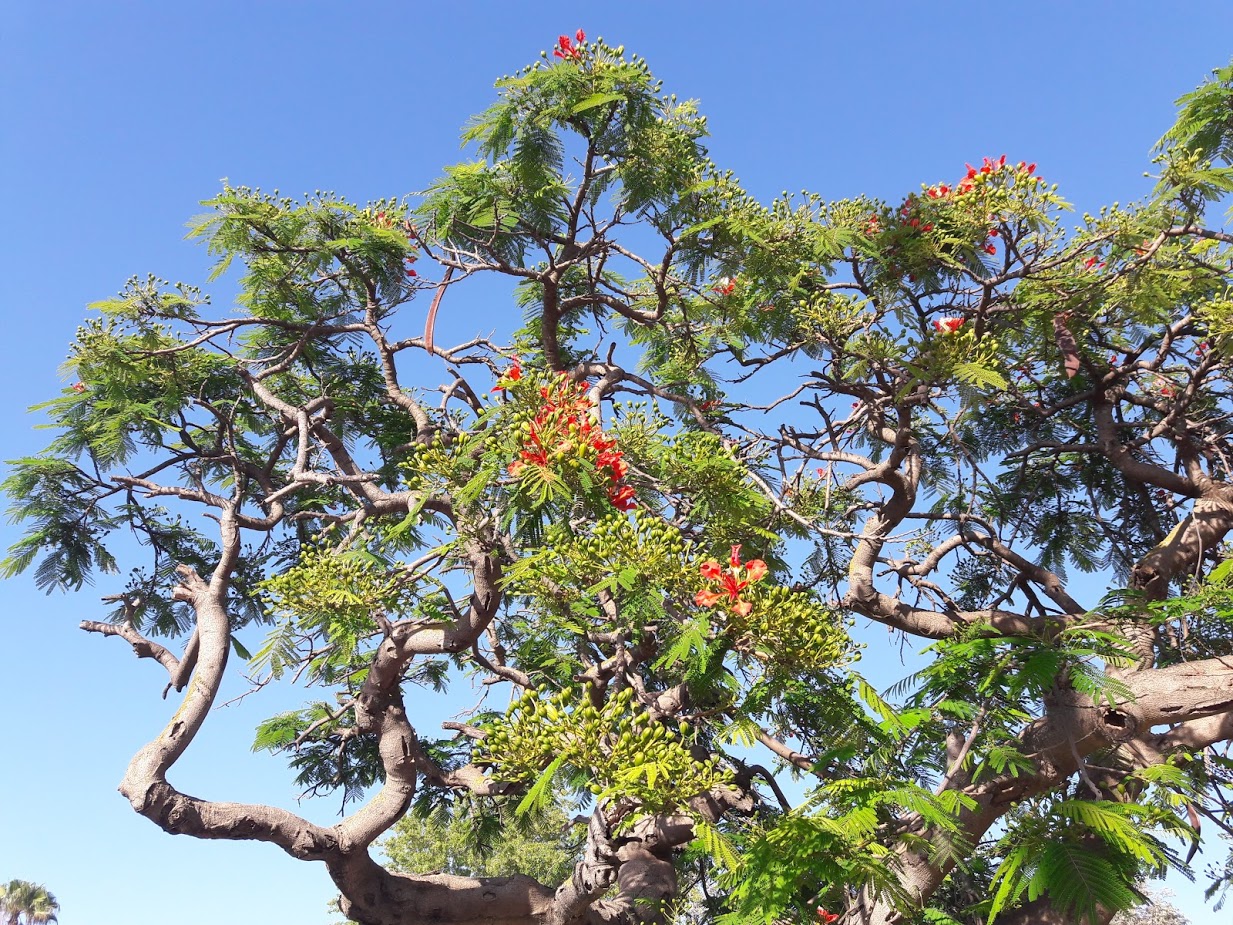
984, 243, 997, 255
695, 589, 722, 607
712, 276, 737, 296
745, 559, 768, 582
554, 32, 584, 61
608, 484, 637, 510
933, 317, 965, 333
816, 910, 839, 924
71, 382, 87, 393
730, 544, 742, 568
700, 560, 723, 581
732, 600, 753, 617
491, 360, 523, 392
718, 571, 749, 602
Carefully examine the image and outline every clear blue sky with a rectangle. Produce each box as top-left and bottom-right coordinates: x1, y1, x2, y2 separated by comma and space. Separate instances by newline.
2, 2, 1232, 922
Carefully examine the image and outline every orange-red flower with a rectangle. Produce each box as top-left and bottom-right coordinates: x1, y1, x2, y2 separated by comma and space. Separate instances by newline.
817, 910, 839, 924
608, 484, 637, 510
71, 382, 87, 393
933, 317, 965, 333
696, 546, 770, 615
492, 359, 523, 392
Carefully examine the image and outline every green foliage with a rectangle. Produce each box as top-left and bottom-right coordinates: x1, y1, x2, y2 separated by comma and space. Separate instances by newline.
987, 799, 1190, 923
381, 796, 581, 882
476, 685, 731, 816
9, 34, 1233, 925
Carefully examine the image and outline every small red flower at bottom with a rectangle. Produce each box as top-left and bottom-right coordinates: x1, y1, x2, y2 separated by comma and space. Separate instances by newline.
817, 910, 839, 924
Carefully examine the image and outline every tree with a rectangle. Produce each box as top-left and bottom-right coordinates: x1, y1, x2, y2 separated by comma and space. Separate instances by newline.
0, 881, 59, 925
1110, 888, 1190, 925
5, 32, 1233, 925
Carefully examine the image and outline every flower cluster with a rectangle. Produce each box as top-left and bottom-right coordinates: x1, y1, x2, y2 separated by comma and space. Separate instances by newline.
502, 365, 636, 510
695, 545, 767, 617
932, 317, 965, 333
712, 276, 737, 297
900, 157, 1043, 261
554, 29, 586, 61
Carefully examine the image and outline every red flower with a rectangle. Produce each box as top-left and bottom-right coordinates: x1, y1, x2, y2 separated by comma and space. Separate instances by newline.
71, 382, 87, 393
491, 360, 523, 392
731, 600, 753, 617
932, 317, 965, 333
712, 276, 737, 297
575, 28, 586, 43
730, 544, 742, 568
1083, 256, 1105, 271
700, 560, 723, 581
554, 33, 583, 61
719, 571, 749, 602
695, 589, 722, 607
745, 559, 768, 583
984, 243, 997, 255
817, 910, 839, 924
608, 484, 637, 511
406, 267, 417, 277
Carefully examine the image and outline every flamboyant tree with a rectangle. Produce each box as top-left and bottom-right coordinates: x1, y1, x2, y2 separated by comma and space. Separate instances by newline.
6, 33, 1233, 925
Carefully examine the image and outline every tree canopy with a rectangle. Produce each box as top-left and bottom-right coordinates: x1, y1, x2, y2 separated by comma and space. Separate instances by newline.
0, 880, 59, 925
6, 35, 1233, 925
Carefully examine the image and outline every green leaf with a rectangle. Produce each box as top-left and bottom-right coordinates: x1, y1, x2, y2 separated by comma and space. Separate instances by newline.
953, 361, 1008, 391
571, 91, 625, 114
515, 752, 566, 817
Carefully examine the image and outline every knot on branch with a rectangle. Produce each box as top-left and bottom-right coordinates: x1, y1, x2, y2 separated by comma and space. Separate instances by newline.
171, 564, 207, 602
1098, 708, 1140, 743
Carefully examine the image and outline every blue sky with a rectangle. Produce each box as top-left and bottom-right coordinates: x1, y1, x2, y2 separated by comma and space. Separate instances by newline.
2, 2, 1232, 922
